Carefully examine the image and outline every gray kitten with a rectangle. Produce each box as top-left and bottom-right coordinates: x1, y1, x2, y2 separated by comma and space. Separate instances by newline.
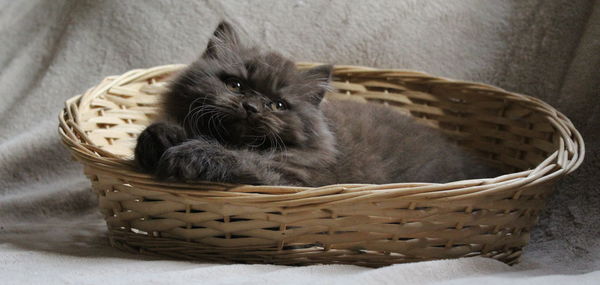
134, 21, 498, 186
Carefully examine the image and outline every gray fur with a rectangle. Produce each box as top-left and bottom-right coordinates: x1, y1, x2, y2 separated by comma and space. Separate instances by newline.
135, 21, 498, 186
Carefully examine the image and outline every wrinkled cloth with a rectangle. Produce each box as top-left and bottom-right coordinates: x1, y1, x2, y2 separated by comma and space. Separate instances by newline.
1, 0, 599, 284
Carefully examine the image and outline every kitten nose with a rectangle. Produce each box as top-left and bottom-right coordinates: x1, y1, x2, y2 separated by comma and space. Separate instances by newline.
242, 102, 259, 114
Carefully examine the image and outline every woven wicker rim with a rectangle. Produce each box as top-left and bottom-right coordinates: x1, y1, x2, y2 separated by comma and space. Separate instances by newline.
58, 63, 584, 201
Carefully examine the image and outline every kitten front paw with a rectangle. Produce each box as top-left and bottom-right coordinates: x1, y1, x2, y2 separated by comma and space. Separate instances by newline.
154, 141, 228, 181
154, 141, 261, 184
134, 122, 187, 173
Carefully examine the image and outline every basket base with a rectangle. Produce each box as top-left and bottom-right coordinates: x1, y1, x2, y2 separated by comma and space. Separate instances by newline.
107, 229, 522, 267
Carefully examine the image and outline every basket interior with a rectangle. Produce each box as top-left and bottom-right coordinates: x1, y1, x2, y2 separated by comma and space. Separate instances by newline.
80, 65, 557, 174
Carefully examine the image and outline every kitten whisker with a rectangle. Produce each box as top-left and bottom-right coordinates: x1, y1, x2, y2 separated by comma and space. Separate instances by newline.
183, 96, 210, 135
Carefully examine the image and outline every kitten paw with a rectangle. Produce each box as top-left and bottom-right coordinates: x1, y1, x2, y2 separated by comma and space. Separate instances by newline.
134, 122, 187, 172
154, 141, 262, 184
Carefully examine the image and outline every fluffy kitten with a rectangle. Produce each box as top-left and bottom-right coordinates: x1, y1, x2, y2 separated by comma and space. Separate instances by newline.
134, 21, 497, 186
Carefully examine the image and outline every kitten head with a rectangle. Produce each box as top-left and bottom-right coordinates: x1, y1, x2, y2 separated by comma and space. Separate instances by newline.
163, 21, 334, 150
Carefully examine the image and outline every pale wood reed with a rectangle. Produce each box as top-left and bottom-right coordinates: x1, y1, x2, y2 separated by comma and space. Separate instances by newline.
58, 63, 584, 267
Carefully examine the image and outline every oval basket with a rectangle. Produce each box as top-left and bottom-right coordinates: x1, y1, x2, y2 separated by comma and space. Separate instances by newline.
58, 63, 584, 267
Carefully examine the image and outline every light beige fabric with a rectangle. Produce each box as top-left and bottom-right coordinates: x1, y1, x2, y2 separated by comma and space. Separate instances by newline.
1, 0, 598, 283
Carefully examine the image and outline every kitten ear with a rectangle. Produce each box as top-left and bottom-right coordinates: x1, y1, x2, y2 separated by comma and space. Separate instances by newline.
202, 21, 240, 59
303, 65, 333, 105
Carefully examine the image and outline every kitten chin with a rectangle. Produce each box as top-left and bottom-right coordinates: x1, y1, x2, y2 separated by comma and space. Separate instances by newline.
134, 21, 501, 185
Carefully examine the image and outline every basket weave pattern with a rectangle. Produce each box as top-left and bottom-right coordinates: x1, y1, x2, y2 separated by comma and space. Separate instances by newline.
58, 63, 584, 267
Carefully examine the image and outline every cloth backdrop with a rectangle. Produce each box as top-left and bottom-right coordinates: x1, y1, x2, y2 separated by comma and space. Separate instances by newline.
1, 0, 599, 284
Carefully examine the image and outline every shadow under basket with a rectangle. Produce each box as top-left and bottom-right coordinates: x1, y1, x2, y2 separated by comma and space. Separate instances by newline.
58, 63, 584, 267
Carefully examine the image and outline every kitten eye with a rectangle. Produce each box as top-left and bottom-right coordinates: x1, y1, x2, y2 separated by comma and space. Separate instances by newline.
224, 78, 242, 93
268, 100, 288, 111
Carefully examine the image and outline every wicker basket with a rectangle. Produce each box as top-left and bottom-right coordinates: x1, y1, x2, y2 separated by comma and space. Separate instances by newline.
58, 63, 584, 267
